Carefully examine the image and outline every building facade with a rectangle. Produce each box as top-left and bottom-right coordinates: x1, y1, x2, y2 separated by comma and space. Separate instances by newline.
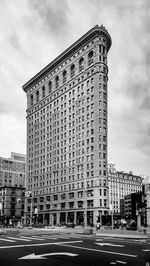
143, 183, 150, 227
0, 186, 25, 226
23, 25, 112, 226
108, 161, 142, 214
0, 152, 26, 188
121, 191, 146, 226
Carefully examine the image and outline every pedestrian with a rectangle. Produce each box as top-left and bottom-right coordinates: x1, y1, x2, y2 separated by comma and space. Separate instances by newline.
96, 221, 101, 231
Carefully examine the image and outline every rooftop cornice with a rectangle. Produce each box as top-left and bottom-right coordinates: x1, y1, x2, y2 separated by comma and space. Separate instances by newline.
22, 25, 112, 93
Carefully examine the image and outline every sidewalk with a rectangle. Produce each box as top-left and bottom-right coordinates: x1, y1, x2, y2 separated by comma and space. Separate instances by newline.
1, 226, 149, 239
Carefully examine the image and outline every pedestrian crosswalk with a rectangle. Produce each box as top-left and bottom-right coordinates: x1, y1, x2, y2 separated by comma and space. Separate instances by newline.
0, 234, 82, 244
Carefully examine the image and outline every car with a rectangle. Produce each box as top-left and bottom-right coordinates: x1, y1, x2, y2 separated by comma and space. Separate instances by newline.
126, 222, 137, 230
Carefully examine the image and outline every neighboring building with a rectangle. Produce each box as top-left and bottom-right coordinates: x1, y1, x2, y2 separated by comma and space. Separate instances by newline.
121, 191, 146, 226
23, 25, 112, 226
108, 162, 142, 214
143, 183, 150, 227
0, 152, 26, 188
0, 186, 25, 226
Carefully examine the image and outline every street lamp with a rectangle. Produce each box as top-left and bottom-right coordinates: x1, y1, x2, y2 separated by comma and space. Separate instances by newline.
29, 192, 32, 227
109, 204, 113, 230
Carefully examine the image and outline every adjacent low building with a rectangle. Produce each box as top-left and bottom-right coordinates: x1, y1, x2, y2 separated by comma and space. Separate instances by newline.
0, 186, 25, 226
108, 161, 142, 215
0, 152, 26, 188
0, 152, 26, 226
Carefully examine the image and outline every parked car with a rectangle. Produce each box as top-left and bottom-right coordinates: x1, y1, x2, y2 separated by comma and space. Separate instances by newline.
126, 221, 137, 230
66, 223, 75, 228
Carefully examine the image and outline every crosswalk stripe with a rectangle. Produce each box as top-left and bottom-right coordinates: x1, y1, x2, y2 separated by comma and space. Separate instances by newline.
7, 237, 31, 242
0, 237, 15, 242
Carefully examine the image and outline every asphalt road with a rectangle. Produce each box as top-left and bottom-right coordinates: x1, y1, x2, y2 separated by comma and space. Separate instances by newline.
0, 233, 149, 266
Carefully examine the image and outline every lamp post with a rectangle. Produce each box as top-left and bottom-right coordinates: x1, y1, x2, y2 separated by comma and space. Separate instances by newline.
110, 204, 113, 230
29, 192, 32, 227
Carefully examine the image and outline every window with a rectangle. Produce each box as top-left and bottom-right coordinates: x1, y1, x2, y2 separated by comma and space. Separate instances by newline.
63, 70, 67, 83
36, 90, 39, 102
55, 76, 59, 88
49, 81, 52, 93
87, 190, 93, 197
69, 192, 74, 199
87, 200, 93, 208
30, 95, 33, 106
42, 86, 46, 98
53, 195, 58, 201
100, 44, 106, 55
40, 197, 44, 202
79, 57, 84, 71
69, 202, 74, 208
78, 201, 83, 208
46, 196, 50, 201
61, 202, 65, 209
88, 50, 94, 65
61, 193, 66, 200
70, 64, 75, 78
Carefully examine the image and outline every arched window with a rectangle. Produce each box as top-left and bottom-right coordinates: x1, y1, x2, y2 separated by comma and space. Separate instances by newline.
88, 50, 94, 65
55, 76, 59, 88
49, 81, 52, 93
42, 86, 46, 98
63, 70, 67, 83
70, 64, 75, 78
36, 90, 39, 102
30, 94, 33, 106
79, 58, 84, 71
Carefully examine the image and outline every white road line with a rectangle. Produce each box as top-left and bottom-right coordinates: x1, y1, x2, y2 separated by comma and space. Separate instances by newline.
20, 236, 45, 240
0, 237, 15, 242
96, 243, 124, 247
58, 243, 137, 258
7, 237, 31, 242
116, 260, 127, 264
99, 237, 145, 244
0, 240, 82, 249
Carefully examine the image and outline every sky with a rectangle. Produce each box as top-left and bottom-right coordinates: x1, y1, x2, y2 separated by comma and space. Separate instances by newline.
0, 0, 149, 177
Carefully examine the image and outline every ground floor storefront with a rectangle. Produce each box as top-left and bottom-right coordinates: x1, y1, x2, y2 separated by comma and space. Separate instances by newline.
24, 209, 108, 227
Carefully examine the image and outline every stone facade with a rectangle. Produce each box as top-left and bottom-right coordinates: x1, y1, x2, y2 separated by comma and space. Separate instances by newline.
23, 25, 112, 226
108, 162, 142, 214
0, 152, 26, 188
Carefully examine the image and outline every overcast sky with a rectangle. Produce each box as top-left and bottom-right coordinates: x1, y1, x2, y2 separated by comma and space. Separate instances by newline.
0, 0, 149, 176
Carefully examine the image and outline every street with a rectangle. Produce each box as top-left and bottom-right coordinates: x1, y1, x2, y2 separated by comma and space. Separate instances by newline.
0, 232, 149, 265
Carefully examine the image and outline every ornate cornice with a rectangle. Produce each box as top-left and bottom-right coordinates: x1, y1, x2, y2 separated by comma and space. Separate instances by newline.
22, 25, 112, 93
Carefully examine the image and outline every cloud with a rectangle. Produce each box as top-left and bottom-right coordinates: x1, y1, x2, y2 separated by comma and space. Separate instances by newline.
0, 0, 149, 175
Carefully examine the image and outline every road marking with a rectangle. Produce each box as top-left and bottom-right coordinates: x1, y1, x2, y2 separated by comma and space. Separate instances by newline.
58, 243, 137, 258
96, 243, 124, 247
116, 260, 127, 264
21, 236, 45, 240
110, 261, 127, 265
7, 237, 31, 242
0, 240, 82, 249
143, 249, 150, 252
0, 237, 15, 242
19, 252, 78, 260
98, 237, 145, 244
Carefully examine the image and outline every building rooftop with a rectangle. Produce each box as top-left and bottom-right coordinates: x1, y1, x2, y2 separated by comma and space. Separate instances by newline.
22, 24, 112, 93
